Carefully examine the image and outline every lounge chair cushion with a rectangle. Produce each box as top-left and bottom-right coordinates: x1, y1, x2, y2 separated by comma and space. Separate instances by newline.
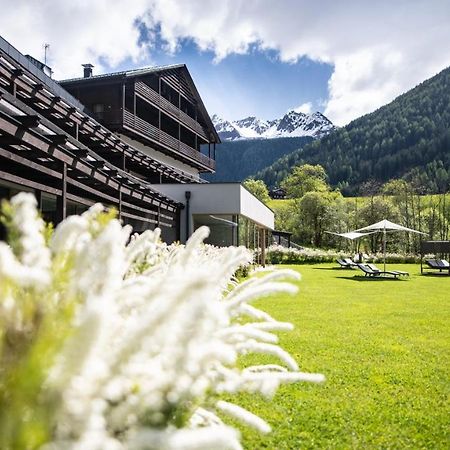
357, 264, 400, 278
367, 263, 409, 276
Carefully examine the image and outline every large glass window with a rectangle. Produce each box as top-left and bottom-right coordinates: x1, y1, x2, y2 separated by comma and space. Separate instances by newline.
180, 96, 196, 119
194, 214, 270, 249
193, 214, 238, 247
161, 80, 179, 107
136, 97, 159, 127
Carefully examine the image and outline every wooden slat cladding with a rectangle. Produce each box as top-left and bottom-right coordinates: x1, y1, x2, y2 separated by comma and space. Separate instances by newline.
135, 81, 209, 141
160, 68, 196, 104
123, 110, 215, 171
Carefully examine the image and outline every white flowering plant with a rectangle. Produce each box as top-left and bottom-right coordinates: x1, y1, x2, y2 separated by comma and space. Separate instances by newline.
0, 193, 324, 450
267, 244, 421, 265
266, 244, 345, 264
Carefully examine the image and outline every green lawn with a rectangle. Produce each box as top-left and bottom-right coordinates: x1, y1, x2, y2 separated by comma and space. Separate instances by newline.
232, 264, 450, 449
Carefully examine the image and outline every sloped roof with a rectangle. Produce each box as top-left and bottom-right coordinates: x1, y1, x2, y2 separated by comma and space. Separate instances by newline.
60, 63, 186, 83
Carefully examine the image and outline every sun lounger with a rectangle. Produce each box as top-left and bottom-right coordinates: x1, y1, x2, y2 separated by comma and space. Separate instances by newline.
426, 259, 440, 269
357, 263, 401, 279
336, 258, 357, 268
367, 263, 409, 277
336, 259, 348, 268
425, 259, 450, 273
344, 258, 358, 267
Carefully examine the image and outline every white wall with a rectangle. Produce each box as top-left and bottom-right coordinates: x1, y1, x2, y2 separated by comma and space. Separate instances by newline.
240, 187, 275, 231
151, 183, 274, 243
118, 134, 200, 179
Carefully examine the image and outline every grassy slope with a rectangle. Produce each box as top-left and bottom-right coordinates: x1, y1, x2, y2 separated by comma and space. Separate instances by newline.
230, 264, 449, 449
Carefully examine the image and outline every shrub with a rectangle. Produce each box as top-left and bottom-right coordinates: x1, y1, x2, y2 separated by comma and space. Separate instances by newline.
267, 245, 422, 265
267, 244, 345, 265
0, 193, 324, 450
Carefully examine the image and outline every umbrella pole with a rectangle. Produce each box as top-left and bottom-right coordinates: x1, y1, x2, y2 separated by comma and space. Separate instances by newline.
383, 228, 386, 272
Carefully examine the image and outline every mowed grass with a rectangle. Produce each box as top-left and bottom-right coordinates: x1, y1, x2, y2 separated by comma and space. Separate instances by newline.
231, 264, 450, 449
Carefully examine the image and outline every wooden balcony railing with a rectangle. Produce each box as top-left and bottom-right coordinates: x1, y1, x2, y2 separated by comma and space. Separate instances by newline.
123, 110, 215, 171
134, 81, 209, 142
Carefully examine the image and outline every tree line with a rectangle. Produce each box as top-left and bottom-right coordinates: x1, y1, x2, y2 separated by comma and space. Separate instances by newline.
245, 164, 450, 255
203, 136, 312, 183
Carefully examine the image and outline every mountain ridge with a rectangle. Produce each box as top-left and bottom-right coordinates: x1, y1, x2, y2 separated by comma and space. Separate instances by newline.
212, 110, 335, 141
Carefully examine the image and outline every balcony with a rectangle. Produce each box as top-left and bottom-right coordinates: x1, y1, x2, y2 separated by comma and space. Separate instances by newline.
134, 81, 209, 142
122, 110, 215, 171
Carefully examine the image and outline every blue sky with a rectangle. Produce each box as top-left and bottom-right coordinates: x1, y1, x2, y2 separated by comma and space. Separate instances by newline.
1, 1, 450, 126
116, 38, 334, 120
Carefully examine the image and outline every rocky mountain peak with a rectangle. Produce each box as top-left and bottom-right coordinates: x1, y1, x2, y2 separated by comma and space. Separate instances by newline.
212, 111, 335, 141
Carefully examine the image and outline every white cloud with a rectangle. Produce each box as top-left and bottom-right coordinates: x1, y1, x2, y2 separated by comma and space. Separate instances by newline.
140, 0, 450, 125
1, 0, 449, 125
293, 102, 313, 114
0, 0, 152, 79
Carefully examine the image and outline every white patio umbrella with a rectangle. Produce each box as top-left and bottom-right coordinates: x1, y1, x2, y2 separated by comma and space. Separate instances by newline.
325, 230, 377, 258
325, 231, 377, 240
355, 219, 427, 271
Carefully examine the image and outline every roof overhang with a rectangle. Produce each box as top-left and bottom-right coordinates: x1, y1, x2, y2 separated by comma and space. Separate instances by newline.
149, 182, 274, 230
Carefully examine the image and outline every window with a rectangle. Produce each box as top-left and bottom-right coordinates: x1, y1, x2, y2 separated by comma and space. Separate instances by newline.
193, 214, 238, 247
93, 103, 104, 113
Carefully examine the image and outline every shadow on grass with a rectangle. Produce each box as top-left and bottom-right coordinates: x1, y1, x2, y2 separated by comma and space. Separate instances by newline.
421, 272, 450, 277
313, 267, 357, 271
335, 275, 409, 282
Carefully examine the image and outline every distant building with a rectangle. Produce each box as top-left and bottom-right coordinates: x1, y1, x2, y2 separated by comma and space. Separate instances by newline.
0, 35, 273, 248
269, 187, 286, 199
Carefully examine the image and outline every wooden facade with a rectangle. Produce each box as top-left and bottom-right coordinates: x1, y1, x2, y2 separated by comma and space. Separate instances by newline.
60, 65, 219, 173
0, 36, 219, 242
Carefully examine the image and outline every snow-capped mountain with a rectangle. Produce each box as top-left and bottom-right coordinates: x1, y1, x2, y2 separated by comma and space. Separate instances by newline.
212, 111, 335, 141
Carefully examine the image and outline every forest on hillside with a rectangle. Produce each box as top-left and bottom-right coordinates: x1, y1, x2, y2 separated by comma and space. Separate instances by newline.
256, 67, 450, 194
202, 136, 312, 182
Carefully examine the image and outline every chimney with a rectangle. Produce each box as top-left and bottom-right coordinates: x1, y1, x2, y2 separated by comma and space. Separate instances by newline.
82, 63, 94, 78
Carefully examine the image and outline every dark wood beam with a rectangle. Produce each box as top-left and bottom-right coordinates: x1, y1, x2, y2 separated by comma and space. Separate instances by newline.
84, 159, 104, 169
12, 68, 24, 78
0, 147, 61, 179
0, 93, 180, 210
0, 135, 21, 145
70, 149, 89, 159
48, 134, 68, 145
35, 189, 43, 210
56, 162, 67, 221
13, 115, 41, 128
50, 96, 61, 107
32, 83, 44, 95
118, 187, 122, 219
0, 169, 60, 195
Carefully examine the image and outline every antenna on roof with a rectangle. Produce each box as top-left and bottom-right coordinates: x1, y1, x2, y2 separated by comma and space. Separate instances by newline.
43, 43, 50, 66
